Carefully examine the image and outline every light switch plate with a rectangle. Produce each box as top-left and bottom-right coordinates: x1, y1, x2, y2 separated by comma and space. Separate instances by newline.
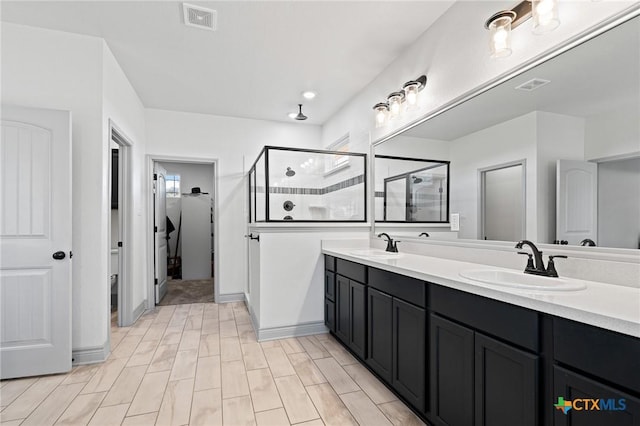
450, 213, 460, 231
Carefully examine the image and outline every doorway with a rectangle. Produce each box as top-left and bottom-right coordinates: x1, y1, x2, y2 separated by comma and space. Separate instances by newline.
108, 122, 132, 327
480, 161, 526, 242
148, 157, 218, 306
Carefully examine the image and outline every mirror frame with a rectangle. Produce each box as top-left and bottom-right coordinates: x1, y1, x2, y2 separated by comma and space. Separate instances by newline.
369, 7, 640, 261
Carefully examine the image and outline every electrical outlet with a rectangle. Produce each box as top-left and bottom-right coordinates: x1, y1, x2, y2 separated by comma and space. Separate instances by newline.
450, 213, 460, 231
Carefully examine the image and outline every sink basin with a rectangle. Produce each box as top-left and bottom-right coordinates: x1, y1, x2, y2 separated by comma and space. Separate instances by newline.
348, 249, 403, 260
459, 269, 586, 291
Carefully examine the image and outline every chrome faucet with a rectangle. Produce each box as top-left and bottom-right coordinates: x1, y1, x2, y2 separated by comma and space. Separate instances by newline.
378, 233, 399, 253
515, 240, 567, 277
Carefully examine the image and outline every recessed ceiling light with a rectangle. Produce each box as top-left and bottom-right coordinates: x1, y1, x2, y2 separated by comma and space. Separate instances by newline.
302, 91, 316, 100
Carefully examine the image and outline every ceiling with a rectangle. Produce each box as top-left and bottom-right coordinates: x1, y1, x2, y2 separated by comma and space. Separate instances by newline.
1, 1, 455, 125
404, 15, 639, 141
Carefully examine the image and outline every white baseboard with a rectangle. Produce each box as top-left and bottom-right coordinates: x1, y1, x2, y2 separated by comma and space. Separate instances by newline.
257, 321, 329, 342
133, 300, 146, 322
216, 292, 245, 303
72, 343, 109, 365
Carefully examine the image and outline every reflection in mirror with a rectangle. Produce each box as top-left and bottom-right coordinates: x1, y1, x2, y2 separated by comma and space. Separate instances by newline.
375, 155, 449, 223
373, 15, 639, 250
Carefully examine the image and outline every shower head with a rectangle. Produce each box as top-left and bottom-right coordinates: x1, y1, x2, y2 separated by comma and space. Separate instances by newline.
412, 176, 423, 183
286, 167, 296, 177
294, 104, 308, 121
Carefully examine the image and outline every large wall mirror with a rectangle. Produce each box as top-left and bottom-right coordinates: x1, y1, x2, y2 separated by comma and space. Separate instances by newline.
373, 14, 639, 251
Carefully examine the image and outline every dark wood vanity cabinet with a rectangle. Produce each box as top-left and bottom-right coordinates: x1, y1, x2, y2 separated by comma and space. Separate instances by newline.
323, 254, 640, 426
332, 257, 367, 359
367, 287, 426, 410
324, 270, 335, 332
430, 286, 539, 426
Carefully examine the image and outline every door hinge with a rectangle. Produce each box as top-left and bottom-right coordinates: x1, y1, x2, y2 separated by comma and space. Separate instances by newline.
154, 226, 158, 232
439, 187, 443, 193
154, 278, 158, 285
153, 173, 158, 181
117, 241, 123, 247
70, 251, 73, 259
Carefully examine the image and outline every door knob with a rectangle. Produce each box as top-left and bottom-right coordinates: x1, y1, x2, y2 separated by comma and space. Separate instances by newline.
52, 251, 66, 260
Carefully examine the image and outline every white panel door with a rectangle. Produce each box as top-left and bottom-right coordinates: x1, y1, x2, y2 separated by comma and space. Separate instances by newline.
556, 160, 598, 245
0, 105, 72, 379
154, 163, 167, 303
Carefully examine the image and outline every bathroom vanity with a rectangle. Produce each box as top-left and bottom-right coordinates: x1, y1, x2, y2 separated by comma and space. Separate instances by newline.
322, 249, 640, 425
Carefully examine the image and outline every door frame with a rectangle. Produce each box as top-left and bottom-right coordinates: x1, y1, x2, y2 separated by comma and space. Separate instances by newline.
108, 120, 133, 328
145, 155, 219, 307
478, 159, 527, 241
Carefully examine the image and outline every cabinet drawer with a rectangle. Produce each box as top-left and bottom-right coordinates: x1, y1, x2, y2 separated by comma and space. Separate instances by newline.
336, 258, 366, 283
325, 255, 336, 272
368, 267, 426, 308
554, 318, 640, 394
429, 284, 539, 352
325, 271, 335, 301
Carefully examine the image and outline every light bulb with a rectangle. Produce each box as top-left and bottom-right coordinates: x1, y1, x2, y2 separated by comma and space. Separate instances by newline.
387, 92, 404, 119
487, 14, 514, 59
532, 0, 560, 34
373, 103, 388, 128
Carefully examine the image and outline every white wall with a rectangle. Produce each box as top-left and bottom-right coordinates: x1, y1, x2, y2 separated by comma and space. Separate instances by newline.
251, 230, 369, 335
598, 157, 640, 249
102, 43, 148, 319
2, 23, 108, 351
585, 105, 640, 161
145, 109, 322, 297
450, 113, 537, 239
2, 23, 147, 356
535, 112, 585, 243
322, 1, 637, 152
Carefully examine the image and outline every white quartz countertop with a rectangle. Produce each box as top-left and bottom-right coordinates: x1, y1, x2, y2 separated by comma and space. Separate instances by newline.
322, 247, 640, 338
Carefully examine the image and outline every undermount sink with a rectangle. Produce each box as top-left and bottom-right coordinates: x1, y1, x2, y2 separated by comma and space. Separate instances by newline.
459, 269, 587, 291
348, 249, 403, 260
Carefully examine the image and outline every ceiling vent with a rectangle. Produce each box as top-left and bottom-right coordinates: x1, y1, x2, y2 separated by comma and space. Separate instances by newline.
182, 3, 217, 31
515, 78, 551, 91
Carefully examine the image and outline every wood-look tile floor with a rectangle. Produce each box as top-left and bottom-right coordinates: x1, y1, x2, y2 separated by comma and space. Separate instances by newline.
0, 302, 426, 426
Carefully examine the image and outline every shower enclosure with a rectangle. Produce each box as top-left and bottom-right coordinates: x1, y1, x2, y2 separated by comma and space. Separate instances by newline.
375, 155, 450, 223
248, 146, 367, 222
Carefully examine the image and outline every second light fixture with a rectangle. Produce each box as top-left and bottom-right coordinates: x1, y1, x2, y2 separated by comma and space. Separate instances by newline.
373, 75, 427, 128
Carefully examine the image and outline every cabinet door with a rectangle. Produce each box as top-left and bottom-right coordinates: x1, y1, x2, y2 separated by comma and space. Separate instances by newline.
335, 275, 350, 344
475, 333, 538, 426
392, 298, 426, 412
325, 299, 335, 332
349, 280, 367, 359
325, 271, 335, 301
553, 366, 640, 426
430, 314, 474, 426
367, 288, 393, 382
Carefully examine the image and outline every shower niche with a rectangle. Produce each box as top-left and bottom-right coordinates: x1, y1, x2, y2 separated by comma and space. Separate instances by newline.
249, 146, 367, 222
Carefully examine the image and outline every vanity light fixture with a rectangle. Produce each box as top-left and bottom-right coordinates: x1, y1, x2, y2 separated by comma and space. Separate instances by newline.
372, 75, 427, 127
485, 0, 560, 58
